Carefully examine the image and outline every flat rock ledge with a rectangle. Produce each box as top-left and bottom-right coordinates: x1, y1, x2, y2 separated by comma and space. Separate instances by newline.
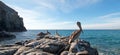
0, 35, 98, 55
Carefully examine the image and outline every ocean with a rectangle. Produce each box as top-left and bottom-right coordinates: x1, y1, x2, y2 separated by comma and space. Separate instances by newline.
0, 30, 120, 55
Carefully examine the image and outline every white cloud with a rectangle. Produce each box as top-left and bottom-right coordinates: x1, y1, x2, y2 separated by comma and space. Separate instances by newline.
83, 12, 120, 29
98, 12, 120, 19
7, 4, 76, 29
83, 22, 120, 29
35, 1, 56, 10
33, 0, 100, 12
8, 5, 40, 29
8, 5, 55, 29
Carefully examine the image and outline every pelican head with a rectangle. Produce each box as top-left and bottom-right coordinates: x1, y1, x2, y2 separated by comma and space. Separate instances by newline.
77, 21, 83, 33
77, 22, 81, 29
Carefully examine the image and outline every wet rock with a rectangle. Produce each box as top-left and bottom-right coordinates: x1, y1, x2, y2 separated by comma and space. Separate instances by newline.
78, 40, 90, 47
85, 47, 98, 55
15, 41, 24, 45
0, 31, 16, 41
15, 39, 34, 46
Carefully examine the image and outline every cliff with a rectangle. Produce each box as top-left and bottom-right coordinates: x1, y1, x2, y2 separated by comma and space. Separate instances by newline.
0, 1, 26, 32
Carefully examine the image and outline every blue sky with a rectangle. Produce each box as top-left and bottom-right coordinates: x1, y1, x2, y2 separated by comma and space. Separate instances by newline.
2, 0, 120, 29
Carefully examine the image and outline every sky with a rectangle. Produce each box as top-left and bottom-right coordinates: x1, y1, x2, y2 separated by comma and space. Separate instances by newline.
1, 0, 120, 30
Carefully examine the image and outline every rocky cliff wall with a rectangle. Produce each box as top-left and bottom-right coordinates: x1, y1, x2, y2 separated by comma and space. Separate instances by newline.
0, 1, 26, 32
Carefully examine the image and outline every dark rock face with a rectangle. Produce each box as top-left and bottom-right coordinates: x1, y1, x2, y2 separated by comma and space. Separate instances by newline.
0, 31, 16, 41
0, 1, 26, 32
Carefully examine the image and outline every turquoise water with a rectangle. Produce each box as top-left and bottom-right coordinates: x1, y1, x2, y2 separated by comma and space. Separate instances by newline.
0, 30, 120, 55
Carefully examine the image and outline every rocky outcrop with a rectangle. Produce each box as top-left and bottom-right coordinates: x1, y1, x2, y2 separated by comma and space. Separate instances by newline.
0, 31, 16, 41
0, 1, 26, 32
0, 32, 98, 55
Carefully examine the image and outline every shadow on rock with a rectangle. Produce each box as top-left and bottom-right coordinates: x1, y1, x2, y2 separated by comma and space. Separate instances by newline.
0, 31, 16, 41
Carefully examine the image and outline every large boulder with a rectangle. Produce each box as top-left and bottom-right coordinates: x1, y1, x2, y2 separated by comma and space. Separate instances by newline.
42, 43, 65, 54
25, 38, 66, 54
0, 1, 26, 32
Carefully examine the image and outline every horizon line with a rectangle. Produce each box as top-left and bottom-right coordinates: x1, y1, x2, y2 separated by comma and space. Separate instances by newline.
27, 29, 120, 30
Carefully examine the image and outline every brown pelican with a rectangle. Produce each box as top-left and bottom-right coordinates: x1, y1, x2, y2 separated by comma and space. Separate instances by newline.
46, 30, 51, 35
68, 21, 83, 44
55, 30, 61, 38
